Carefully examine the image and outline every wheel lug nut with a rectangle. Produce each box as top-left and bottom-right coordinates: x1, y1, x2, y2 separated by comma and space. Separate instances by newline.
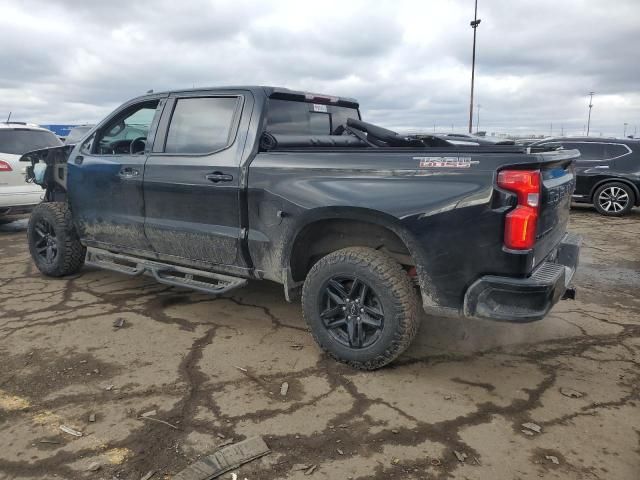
360, 308, 364, 312
342, 306, 346, 311
357, 316, 361, 321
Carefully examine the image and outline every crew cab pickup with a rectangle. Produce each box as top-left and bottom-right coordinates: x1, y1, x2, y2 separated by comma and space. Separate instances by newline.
22, 86, 581, 369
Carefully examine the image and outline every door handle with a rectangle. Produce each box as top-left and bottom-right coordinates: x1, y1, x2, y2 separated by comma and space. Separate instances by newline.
205, 172, 233, 183
119, 167, 140, 178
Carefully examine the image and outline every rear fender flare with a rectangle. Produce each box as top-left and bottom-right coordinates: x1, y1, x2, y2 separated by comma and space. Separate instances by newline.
280, 207, 439, 308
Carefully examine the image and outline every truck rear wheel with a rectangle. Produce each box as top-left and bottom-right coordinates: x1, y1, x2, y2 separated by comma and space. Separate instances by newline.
301, 247, 419, 370
28, 202, 86, 277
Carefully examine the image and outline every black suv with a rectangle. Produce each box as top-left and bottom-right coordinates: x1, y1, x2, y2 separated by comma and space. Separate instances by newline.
533, 137, 640, 216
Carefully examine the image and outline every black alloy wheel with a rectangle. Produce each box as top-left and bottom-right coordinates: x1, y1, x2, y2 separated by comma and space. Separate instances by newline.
32, 218, 58, 264
28, 202, 86, 277
319, 275, 385, 349
301, 247, 419, 370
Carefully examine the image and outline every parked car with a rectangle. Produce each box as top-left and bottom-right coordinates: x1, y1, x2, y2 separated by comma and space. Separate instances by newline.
0, 122, 62, 217
64, 124, 94, 145
21, 86, 580, 369
532, 136, 640, 216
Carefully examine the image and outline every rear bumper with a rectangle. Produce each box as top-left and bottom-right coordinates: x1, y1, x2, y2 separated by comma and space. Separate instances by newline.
0, 205, 36, 216
463, 232, 581, 323
0, 189, 43, 209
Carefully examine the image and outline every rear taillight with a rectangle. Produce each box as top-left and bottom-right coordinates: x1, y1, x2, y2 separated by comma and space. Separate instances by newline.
497, 169, 541, 250
0, 160, 12, 172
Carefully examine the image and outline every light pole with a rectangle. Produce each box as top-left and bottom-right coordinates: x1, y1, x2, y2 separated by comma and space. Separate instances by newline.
623, 122, 628, 138
468, 0, 481, 134
476, 104, 481, 133
586, 91, 595, 136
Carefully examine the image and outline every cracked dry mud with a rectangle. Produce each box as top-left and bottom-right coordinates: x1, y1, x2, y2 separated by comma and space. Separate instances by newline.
0, 206, 638, 480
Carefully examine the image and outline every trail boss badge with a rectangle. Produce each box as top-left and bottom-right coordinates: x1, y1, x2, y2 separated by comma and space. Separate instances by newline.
414, 156, 480, 168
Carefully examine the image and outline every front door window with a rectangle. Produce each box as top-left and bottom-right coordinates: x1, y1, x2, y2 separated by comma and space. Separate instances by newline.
94, 101, 159, 155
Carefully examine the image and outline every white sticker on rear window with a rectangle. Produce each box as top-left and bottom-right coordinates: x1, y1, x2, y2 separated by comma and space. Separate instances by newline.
313, 103, 328, 113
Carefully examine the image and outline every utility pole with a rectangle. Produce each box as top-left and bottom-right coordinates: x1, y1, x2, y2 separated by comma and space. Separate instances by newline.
586, 91, 595, 136
476, 104, 481, 133
560, 124, 564, 136
623, 122, 628, 138
468, 0, 481, 133
550, 122, 553, 136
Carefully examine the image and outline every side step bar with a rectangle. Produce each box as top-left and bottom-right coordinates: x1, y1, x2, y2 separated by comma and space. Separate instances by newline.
85, 248, 247, 295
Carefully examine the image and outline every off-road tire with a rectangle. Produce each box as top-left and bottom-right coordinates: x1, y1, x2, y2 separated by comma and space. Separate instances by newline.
593, 182, 635, 216
28, 202, 86, 277
302, 247, 419, 370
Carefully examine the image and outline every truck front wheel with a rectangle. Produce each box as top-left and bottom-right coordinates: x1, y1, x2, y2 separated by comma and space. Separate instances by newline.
302, 247, 419, 370
28, 202, 86, 277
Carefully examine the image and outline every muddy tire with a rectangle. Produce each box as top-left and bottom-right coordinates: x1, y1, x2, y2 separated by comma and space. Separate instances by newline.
28, 202, 86, 277
593, 182, 635, 216
301, 247, 419, 370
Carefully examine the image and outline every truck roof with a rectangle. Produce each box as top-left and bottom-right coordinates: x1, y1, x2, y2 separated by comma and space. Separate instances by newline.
133, 86, 360, 109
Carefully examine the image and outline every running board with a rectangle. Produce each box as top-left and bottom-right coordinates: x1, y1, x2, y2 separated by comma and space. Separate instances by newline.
85, 248, 247, 295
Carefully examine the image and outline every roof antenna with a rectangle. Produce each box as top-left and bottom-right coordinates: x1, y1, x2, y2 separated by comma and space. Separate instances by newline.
6, 111, 11, 123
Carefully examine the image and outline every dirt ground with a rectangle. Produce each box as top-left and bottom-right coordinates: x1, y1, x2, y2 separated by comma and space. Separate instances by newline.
0, 206, 638, 480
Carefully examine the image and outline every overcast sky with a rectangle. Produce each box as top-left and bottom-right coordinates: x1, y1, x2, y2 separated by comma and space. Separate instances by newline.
1, 0, 638, 136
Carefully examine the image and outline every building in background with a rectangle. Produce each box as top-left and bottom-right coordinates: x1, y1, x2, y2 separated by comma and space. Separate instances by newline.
40, 124, 77, 139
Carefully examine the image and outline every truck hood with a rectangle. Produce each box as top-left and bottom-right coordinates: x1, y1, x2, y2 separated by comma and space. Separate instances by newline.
19, 145, 75, 188
19, 144, 76, 165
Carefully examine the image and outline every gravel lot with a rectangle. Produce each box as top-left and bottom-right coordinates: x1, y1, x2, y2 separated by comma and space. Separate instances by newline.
1, 207, 639, 480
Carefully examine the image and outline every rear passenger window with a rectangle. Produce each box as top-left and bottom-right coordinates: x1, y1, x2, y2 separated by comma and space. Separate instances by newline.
266, 99, 360, 135
559, 142, 605, 161
165, 97, 238, 154
604, 143, 630, 159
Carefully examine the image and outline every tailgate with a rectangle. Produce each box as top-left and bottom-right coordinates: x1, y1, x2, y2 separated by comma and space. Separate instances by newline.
533, 151, 578, 269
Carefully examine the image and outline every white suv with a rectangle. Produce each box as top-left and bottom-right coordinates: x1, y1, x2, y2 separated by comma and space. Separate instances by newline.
0, 123, 62, 216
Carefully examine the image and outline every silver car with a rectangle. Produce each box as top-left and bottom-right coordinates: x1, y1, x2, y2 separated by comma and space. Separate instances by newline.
0, 123, 61, 216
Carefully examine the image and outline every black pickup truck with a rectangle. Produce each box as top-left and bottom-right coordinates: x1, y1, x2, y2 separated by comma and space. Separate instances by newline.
22, 86, 581, 369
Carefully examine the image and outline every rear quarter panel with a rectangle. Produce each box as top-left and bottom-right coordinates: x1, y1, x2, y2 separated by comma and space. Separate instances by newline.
247, 149, 549, 311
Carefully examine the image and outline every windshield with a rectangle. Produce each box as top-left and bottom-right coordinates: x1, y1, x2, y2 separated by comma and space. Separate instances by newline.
266, 99, 360, 135
0, 129, 62, 155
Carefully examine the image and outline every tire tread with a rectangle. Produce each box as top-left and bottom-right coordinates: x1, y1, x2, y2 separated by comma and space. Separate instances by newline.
302, 247, 419, 370
28, 202, 85, 277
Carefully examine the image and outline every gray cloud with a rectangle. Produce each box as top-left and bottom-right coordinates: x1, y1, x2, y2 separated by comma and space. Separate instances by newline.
1, 0, 638, 136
